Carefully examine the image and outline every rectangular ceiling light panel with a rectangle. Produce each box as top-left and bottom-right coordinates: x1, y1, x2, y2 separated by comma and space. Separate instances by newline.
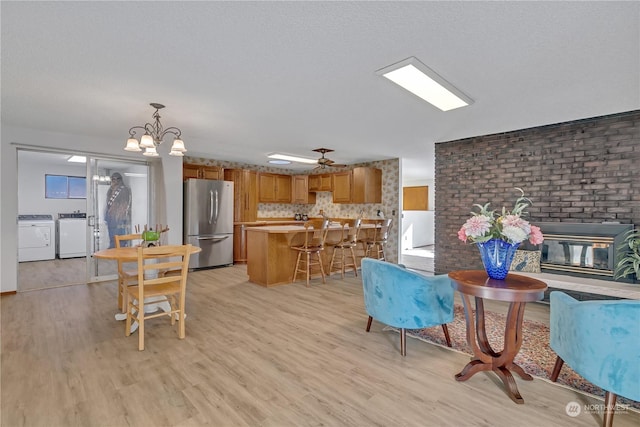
67, 155, 87, 163
377, 57, 473, 111
268, 153, 318, 164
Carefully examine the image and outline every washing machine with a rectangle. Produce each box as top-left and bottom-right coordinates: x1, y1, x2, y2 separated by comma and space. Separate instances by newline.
57, 213, 87, 258
18, 214, 56, 262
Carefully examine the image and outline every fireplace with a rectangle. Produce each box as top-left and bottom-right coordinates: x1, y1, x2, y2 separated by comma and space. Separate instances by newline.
533, 222, 634, 282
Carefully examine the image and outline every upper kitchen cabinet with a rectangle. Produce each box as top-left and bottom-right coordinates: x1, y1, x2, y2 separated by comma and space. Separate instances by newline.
258, 173, 292, 203
183, 163, 224, 181
308, 174, 332, 192
291, 175, 316, 204
403, 186, 429, 210
332, 171, 352, 203
332, 167, 382, 204
223, 169, 258, 222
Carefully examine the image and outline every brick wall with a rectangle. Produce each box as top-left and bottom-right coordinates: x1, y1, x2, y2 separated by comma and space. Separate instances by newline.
434, 110, 640, 274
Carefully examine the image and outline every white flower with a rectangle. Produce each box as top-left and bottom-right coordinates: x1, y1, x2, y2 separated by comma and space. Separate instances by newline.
501, 225, 528, 243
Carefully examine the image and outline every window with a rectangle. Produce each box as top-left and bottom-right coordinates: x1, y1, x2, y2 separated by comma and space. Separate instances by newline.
45, 174, 86, 199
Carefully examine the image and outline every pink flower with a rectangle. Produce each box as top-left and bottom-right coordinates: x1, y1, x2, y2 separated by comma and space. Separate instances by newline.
457, 227, 467, 242
462, 215, 492, 238
501, 214, 531, 235
529, 225, 544, 245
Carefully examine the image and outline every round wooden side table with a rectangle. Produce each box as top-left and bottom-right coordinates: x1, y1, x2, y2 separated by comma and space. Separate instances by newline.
448, 270, 547, 404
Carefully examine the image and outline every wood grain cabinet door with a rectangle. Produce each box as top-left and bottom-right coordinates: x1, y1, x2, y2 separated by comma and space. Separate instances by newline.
308, 174, 332, 192
403, 186, 428, 210
274, 174, 292, 203
352, 167, 382, 203
183, 163, 201, 180
292, 175, 316, 204
258, 173, 277, 203
332, 171, 352, 203
243, 170, 258, 221
201, 166, 223, 180
308, 175, 320, 192
319, 174, 332, 191
184, 163, 223, 180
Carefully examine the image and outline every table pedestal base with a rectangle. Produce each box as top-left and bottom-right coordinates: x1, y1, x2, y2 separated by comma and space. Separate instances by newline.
455, 359, 533, 404
454, 295, 533, 404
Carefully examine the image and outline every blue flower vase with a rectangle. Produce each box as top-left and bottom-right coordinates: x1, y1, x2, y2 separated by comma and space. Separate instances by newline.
476, 239, 520, 280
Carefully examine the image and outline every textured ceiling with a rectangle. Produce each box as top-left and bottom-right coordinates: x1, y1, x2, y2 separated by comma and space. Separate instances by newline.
2, 1, 638, 181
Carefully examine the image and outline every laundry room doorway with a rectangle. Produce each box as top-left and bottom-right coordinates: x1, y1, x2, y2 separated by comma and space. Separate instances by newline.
16, 149, 150, 291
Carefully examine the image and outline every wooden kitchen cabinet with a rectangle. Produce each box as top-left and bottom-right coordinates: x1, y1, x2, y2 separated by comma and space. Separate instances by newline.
403, 186, 429, 210
258, 173, 292, 203
352, 167, 382, 203
291, 175, 316, 204
308, 174, 332, 192
224, 169, 258, 222
332, 171, 352, 203
332, 167, 382, 204
183, 163, 224, 181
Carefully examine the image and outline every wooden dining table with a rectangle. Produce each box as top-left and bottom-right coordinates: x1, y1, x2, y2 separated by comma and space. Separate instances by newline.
448, 270, 548, 404
93, 245, 201, 261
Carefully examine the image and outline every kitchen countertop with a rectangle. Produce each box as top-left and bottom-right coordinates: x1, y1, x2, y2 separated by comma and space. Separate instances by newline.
234, 220, 311, 226
245, 223, 376, 233
235, 218, 385, 226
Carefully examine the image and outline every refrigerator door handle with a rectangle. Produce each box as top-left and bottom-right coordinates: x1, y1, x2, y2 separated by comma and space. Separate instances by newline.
208, 189, 214, 224
196, 235, 230, 242
214, 189, 219, 223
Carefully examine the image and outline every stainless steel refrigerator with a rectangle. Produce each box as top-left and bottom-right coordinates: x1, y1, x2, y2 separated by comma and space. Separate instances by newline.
184, 179, 234, 269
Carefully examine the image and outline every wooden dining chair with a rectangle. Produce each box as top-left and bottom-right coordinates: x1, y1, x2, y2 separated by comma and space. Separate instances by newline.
125, 244, 192, 351
291, 219, 330, 287
328, 219, 361, 278
115, 233, 142, 313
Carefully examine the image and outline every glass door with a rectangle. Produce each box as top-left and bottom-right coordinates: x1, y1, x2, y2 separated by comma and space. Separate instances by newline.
86, 157, 150, 282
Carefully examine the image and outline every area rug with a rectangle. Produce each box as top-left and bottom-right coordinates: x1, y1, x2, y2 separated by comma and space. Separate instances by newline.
402, 305, 639, 409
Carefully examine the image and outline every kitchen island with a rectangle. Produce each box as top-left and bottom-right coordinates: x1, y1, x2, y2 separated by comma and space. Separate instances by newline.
233, 220, 308, 264
246, 223, 377, 287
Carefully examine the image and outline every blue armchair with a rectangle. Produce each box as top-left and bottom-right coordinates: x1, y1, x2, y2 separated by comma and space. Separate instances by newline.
550, 291, 640, 427
361, 258, 454, 356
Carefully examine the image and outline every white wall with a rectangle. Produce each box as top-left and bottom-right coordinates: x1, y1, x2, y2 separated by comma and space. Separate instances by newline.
1, 125, 183, 293
401, 211, 435, 248
17, 153, 87, 217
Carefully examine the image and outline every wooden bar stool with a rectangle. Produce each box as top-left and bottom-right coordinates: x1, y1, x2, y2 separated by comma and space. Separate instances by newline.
329, 219, 361, 278
291, 219, 330, 286
362, 218, 392, 261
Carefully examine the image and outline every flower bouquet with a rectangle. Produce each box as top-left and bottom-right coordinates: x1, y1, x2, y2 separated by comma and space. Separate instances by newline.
458, 188, 544, 279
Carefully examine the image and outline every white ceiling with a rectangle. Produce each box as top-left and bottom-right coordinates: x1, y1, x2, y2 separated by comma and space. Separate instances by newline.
2, 1, 638, 182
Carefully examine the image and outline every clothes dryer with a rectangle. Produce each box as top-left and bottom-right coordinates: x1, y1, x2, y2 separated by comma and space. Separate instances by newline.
18, 214, 55, 262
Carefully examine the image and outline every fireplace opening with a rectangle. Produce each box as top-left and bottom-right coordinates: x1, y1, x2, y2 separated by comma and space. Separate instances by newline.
532, 222, 634, 282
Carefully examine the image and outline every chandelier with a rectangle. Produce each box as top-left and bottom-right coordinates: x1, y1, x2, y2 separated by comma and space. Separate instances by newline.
124, 103, 187, 157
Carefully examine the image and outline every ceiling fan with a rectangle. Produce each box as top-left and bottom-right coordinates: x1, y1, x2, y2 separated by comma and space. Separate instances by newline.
312, 148, 347, 169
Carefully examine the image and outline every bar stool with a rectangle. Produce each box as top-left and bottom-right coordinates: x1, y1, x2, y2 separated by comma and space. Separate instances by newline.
362, 218, 392, 261
329, 219, 361, 278
291, 219, 330, 286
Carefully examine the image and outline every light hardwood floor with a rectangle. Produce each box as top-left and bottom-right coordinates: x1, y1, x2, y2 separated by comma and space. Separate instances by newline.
2, 265, 638, 426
